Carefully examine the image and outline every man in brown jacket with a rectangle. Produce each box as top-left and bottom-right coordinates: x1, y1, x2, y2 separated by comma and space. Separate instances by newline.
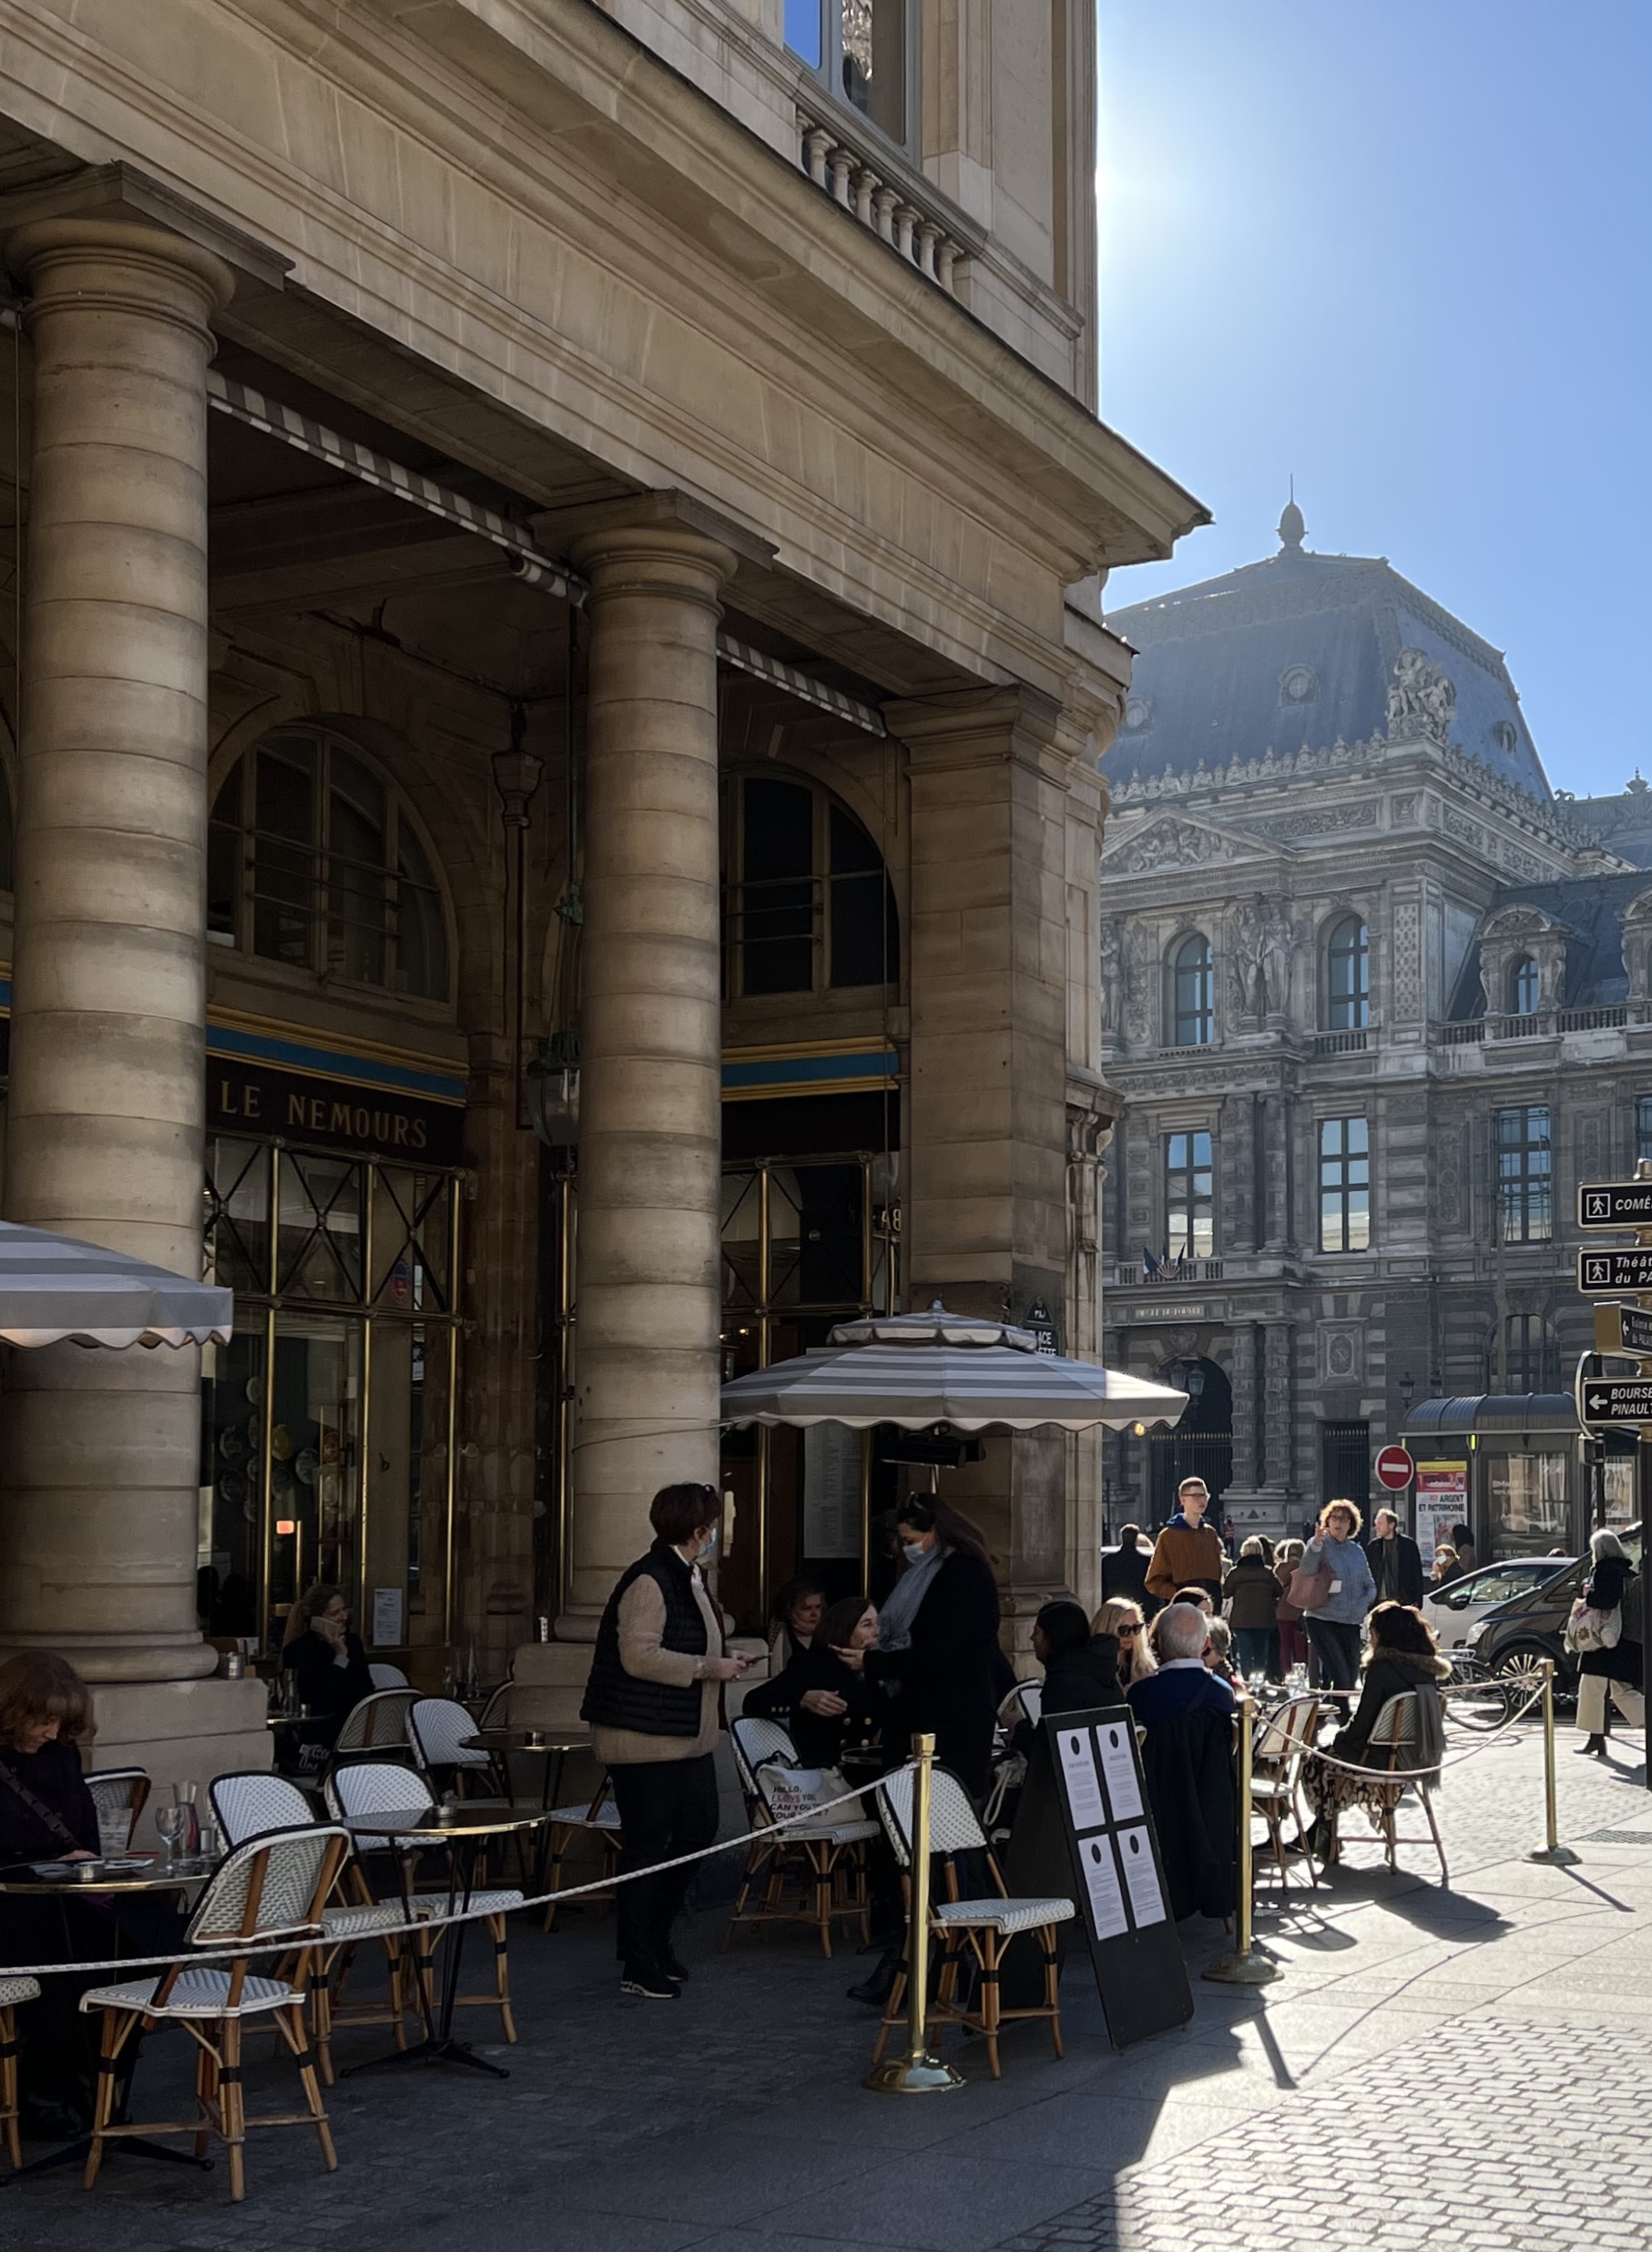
1146, 1477, 1227, 1607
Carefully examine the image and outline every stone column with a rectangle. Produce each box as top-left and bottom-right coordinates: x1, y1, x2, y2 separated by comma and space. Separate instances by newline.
0, 209, 266, 1785
559, 512, 735, 1631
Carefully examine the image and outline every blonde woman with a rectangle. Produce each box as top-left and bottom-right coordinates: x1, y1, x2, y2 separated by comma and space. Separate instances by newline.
1092, 1596, 1156, 1686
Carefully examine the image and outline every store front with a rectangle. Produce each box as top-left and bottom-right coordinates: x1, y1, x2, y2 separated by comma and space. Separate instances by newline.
200, 1037, 466, 1664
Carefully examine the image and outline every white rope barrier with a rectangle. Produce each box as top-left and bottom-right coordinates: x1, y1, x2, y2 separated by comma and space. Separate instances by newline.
0, 1770, 900, 1984
1298, 1675, 1549, 1785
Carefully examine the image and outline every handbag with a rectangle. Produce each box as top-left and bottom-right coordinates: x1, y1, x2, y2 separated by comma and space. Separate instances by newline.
1565, 1597, 1622, 1656
1287, 1554, 1334, 1614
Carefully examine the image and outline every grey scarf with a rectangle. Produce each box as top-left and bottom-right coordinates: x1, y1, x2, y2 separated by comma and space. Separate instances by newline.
876, 1543, 947, 1652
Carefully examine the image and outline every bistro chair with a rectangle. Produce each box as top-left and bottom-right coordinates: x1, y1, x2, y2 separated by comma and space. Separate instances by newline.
78, 1825, 348, 2202
86, 1768, 151, 1852
209, 1771, 414, 2079
1, 1976, 42, 2168
1248, 1696, 1322, 1892
410, 1697, 491, 1794
873, 1763, 1075, 2081
368, 1663, 409, 1690
542, 1776, 622, 1932
332, 1688, 418, 1760
724, 1717, 873, 1958
1356, 1691, 1449, 1886
324, 1763, 524, 2043
476, 1681, 514, 1730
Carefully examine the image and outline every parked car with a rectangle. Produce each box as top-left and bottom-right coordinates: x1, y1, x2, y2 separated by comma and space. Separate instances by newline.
1463, 1525, 1644, 1688
1423, 1557, 1578, 1650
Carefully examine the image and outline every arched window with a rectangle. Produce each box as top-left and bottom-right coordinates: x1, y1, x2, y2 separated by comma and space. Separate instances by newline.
1510, 955, 1540, 1015
721, 773, 898, 999
1326, 915, 1370, 1030
208, 728, 449, 1001
1171, 934, 1214, 1046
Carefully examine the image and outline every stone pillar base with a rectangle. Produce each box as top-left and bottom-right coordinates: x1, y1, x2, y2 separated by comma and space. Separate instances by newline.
87, 1676, 270, 1847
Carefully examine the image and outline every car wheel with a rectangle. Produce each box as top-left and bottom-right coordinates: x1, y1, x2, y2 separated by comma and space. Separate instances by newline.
1492, 1639, 1567, 1718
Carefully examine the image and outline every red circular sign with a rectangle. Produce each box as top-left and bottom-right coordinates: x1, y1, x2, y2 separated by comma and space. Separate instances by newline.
1374, 1444, 1415, 1491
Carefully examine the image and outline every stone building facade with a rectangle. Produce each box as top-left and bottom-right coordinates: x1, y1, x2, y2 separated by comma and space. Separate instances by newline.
1096, 507, 1646, 1550
0, 2, 1202, 1781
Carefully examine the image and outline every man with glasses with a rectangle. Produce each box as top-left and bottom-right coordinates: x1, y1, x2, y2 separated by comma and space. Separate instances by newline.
1145, 1477, 1227, 1610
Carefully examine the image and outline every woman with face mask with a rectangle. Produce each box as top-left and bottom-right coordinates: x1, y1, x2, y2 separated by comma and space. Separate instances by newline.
831, 1496, 1002, 1801
580, 1482, 755, 2001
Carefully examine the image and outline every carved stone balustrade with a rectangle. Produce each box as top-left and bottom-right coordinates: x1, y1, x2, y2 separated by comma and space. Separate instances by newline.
798, 108, 972, 296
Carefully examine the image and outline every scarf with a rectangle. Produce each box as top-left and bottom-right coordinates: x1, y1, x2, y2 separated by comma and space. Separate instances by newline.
876, 1542, 948, 1652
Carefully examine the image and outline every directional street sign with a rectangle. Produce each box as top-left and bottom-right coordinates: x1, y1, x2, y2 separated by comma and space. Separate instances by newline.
1578, 1182, 1652, 1228
1576, 1376, 1652, 1427
1595, 1302, 1652, 1357
1578, 1248, 1652, 1294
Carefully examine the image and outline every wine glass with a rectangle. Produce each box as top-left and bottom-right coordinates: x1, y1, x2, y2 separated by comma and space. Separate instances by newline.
154, 1804, 187, 1870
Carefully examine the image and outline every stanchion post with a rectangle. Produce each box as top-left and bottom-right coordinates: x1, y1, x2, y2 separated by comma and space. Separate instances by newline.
1528, 1657, 1581, 1866
1205, 1690, 1280, 1986
865, 1735, 963, 2094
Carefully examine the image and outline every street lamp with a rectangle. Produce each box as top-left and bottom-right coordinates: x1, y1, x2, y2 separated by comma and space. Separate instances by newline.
1399, 1371, 1415, 1412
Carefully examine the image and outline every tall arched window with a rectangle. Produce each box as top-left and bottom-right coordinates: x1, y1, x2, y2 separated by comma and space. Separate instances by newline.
1510, 955, 1540, 1015
1327, 915, 1370, 1030
208, 728, 449, 1001
1171, 934, 1214, 1046
721, 773, 898, 999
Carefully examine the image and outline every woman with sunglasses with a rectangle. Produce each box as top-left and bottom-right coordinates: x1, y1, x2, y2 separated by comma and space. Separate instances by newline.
1092, 1596, 1156, 1686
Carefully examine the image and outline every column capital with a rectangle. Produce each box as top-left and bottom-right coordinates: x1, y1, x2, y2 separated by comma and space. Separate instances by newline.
883, 681, 1065, 769
538, 490, 770, 594
0, 160, 286, 303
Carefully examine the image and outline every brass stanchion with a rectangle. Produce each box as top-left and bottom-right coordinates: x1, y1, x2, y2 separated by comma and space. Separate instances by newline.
865, 1734, 964, 2094
1204, 1690, 1280, 1986
1528, 1657, 1581, 1866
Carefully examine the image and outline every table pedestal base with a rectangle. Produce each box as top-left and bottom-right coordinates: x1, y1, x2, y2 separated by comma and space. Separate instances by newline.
340, 2034, 508, 2080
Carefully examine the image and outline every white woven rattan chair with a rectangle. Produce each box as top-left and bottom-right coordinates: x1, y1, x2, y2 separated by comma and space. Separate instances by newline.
1249, 1696, 1322, 1891
78, 1825, 348, 2201
209, 1770, 414, 2077
723, 1717, 873, 1957
86, 1768, 151, 1853
367, 1663, 408, 1690
875, 1763, 1075, 2079
325, 1763, 523, 2042
332, 1689, 418, 1758
1358, 1691, 1449, 1885
1, 1975, 42, 2168
410, 1697, 491, 1790
542, 1778, 622, 1931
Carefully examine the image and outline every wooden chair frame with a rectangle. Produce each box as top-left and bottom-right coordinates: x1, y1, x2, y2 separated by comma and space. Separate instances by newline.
1, 1977, 42, 2169
1249, 1696, 1322, 1892
542, 1778, 621, 1931
872, 1766, 1070, 2081
82, 1828, 348, 2202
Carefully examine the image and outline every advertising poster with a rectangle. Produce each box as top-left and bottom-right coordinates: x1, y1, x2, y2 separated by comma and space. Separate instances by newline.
1414, 1462, 1467, 1564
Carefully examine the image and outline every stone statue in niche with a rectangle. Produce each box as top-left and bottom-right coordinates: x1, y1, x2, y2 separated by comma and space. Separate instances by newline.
1229, 896, 1267, 1020
1386, 647, 1457, 745
1260, 899, 1297, 1017
1098, 919, 1123, 1032
1123, 922, 1155, 1042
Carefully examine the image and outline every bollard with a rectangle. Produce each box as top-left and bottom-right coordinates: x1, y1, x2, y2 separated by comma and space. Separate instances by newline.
1204, 1690, 1280, 1986
865, 1734, 964, 2093
1528, 1657, 1581, 1867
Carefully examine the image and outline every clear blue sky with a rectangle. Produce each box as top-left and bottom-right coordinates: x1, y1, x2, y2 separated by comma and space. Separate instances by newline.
1095, 1, 1650, 800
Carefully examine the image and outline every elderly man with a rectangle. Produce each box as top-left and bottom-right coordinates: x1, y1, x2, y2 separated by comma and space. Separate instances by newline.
1125, 1603, 1236, 1921
1367, 1507, 1424, 1609
1145, 1478, 1227, 1609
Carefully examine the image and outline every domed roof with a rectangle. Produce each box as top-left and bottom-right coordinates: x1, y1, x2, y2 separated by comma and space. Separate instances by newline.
1105, 512, 1550, 804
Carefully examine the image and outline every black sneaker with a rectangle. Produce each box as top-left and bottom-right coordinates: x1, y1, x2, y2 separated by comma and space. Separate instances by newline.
659, 1948, 689, 1982
620, 1964, 681, 2001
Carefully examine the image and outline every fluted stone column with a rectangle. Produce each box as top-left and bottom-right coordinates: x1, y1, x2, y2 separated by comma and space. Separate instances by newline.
0, 216, 235, 1696
560, 515, 735, 1631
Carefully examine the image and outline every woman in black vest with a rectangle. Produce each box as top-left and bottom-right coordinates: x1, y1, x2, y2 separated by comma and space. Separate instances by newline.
831, 1496, 1002, 1799
580, 1483, 753, 2000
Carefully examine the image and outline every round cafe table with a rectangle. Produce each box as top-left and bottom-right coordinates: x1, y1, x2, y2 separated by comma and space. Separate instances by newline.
459, 1728, 586, 1809
0, 1856, 215, 2183
334, 1800, 550, 2080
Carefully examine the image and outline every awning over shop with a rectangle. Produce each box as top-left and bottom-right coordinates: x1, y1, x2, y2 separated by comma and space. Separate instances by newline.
0, 1222, 234, 1350
720, 1301, 1191, 1432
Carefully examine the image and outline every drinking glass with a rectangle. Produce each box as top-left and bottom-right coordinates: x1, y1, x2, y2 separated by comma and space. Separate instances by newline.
154, 1805, 187, 1870
97, 1810, 130, 1860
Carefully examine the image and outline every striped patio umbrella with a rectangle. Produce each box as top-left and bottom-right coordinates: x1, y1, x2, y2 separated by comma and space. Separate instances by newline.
0, 1221, 234, 1350
720, 1302, 1189, 1432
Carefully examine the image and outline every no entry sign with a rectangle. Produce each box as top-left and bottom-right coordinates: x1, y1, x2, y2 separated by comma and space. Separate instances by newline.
1374, 1444, 1414, 1491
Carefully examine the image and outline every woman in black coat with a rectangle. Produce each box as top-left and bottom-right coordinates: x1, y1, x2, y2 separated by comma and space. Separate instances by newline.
744, 1595, 882, 1769
280, 1583, 375, 1751
1575, 1530, 1644, 1758
831, 1497, 1002, 1799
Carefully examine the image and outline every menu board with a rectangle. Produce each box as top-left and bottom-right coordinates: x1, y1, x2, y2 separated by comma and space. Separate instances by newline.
1042, 1706, 1193, 2050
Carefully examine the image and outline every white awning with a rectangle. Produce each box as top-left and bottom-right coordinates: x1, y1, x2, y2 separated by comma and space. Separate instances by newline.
0, 1223, 234, 1350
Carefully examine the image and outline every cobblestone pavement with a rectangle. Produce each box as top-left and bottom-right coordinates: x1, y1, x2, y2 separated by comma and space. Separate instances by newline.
3, 1723, 1649, 2250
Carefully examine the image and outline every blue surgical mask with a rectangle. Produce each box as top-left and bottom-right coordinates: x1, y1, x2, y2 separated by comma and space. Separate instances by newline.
902, 1541, 929, 1564
695, 1536, 717, 1566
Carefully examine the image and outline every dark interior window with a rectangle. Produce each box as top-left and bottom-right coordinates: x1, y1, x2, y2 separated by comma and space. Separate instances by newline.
728, 776, 898, 999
